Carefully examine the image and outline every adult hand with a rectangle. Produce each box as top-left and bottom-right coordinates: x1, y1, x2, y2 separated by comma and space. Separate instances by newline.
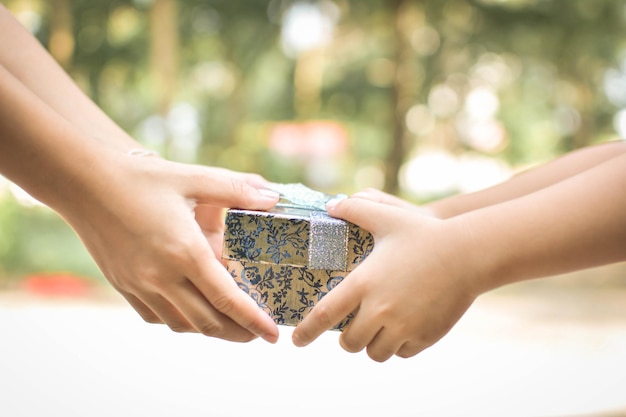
61, 153, 280, 343
0, 51, 279, 343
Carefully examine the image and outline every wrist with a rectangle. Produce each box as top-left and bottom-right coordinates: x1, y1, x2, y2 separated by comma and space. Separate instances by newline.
441, 213, 502, 298
41, 144, 134, 221
424, 199, 461, 219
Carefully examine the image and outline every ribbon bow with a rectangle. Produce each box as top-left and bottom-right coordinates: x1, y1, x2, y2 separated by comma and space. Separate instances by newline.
268, 183, 349, 270
268, 183, 347, 212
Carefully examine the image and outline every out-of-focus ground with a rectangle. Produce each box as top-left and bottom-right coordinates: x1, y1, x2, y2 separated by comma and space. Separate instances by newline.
1, 263, 625, 417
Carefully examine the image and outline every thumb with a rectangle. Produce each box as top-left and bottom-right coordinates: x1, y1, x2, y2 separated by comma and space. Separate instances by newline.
351, 188, 423, 212
326, 196, 400, 235
187, 168, 279, 210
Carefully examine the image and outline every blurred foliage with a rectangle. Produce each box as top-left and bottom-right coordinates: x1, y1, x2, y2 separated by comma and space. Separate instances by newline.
0, 188, 103, 284
0, 0, 624, 280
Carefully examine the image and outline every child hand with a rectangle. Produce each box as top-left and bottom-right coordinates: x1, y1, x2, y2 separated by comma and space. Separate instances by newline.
292, 195, 477, 362
351, 188, 437, 217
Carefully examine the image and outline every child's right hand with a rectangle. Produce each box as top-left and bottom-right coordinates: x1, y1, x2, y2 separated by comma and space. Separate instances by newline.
292, 195, 478, 362
350, 188, 437, 217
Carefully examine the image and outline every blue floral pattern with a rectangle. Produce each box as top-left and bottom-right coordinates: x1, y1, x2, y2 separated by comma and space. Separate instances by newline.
225, 210, 309, 266
223, 208, 374, 330
229, 262, 355, 330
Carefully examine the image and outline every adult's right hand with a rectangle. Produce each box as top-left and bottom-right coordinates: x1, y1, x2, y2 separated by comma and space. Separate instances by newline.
60, 153, 280, 343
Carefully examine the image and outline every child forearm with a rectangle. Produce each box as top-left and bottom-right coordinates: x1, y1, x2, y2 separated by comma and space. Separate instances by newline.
459, 152, 626, 295
427, 141, 626, 219
292, 145, 626, 361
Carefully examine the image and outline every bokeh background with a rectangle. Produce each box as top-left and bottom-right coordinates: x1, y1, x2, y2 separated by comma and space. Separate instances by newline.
2, 0, 626, 282
1, 1, 626, 416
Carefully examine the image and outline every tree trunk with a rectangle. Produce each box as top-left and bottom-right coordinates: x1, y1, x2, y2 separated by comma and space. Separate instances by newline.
385, 0, 413, 195
47, 0, 74, 70
150, 0, 179, 118
294, 47, 325, 119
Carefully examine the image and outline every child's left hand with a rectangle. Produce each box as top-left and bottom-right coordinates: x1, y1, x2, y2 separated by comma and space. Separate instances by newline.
292, 195, 477, 362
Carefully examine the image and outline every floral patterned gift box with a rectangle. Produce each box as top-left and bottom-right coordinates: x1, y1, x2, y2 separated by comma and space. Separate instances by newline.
222, 184, 374, 330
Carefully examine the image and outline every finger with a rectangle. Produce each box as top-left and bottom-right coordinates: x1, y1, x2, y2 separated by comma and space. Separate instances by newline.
238, 172, 272, 189
396, 340, 430, 359
194, 204, 226, 258
120, 291, 163, 325
338, 311, 381, 353
364, 327, 406, 363
135, 278, 257, 342
133, 289, 197, 333
185, 167, 279, 211
189, 254, 279, 343
352, 188, 418, 211
292, 272, 363, 347
326, 196, 403, 235
167, 279, 257, 342
205, 167, 272, 190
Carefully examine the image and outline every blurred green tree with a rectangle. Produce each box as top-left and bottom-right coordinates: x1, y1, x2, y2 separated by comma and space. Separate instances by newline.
0, 0, 624, 280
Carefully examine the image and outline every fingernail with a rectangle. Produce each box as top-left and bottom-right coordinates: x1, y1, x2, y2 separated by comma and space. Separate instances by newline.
326, 195, 346, 211
258, 188, 280, 200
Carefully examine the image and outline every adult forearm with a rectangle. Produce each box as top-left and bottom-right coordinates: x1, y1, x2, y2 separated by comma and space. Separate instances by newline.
460, 152, 626, 294
0, 64, 113, 214
0, 5, 139, 152
428, 141, 626, 219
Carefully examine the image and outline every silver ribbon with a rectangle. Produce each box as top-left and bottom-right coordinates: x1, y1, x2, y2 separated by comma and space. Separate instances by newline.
268, 183, 349, 270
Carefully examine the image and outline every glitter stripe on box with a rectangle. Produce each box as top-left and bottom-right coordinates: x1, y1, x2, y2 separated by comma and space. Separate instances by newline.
309, 211, 348, 271
222, 184, 374, 329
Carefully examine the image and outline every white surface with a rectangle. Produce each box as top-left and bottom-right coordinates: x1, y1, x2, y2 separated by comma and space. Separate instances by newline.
1, 291, 626, 417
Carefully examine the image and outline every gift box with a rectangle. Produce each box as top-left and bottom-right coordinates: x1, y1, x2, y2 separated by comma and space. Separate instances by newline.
222, 184, 374, 330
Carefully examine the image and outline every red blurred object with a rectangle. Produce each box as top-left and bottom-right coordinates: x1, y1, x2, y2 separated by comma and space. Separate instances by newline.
21, 273, 94, 297
268, 120, 348, 157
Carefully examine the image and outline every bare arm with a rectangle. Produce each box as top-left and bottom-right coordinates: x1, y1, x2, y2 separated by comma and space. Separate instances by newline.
427, 141, 626, 218
463, 151, 626, 292
293, 151, 626, 361
0, 7, 280, 343
0, 5, 138, 151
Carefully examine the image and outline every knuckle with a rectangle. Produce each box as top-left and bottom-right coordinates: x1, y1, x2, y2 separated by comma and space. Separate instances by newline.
127, 264, 164, 290
168, 322, 195, 334
311, 303, 336, 330
227, 177, 247, 199
162, 236, 198, 265
198, 320, 224, 338
211, 293, 237, 316
141, 271, 164, 289
371, 303, 394, 322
